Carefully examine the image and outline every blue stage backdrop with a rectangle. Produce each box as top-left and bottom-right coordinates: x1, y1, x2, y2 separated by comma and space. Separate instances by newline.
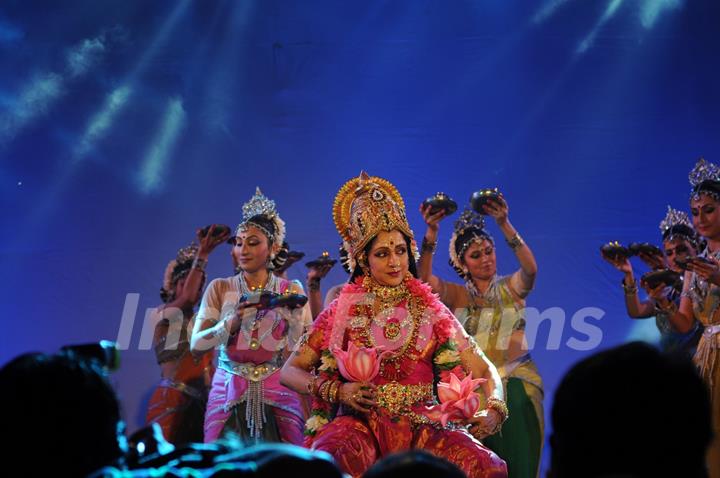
1, 0, 718, 472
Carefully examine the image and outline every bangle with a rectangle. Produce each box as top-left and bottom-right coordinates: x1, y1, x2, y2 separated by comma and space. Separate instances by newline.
421, 237, 437, 254
192, 257, 208, 272
486, 396, 509, 424
329, 381, 341, 404
308, 278, 321, 292
318, 380, 331, 402
505, 233, 524, 251
622, 278, 638, 296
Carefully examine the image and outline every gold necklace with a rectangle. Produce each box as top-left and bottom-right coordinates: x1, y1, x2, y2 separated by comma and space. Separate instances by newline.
357, 276, 425, 380
362, 275, 411, 312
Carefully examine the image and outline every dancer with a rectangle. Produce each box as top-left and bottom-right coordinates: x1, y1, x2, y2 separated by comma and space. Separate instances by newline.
663, 158, 720, 478
191, 188, 312, 444
418, 196, 542, 478
281, 173, 508, 478
146, 227, 228, 444
601, 206, 702, 356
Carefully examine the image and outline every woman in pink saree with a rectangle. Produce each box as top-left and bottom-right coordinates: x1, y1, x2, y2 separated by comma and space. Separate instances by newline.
280, 173, 508, 478
191, 188, 312, 444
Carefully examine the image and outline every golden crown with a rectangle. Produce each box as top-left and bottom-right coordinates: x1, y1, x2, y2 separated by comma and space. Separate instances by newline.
333, 172, 415, 265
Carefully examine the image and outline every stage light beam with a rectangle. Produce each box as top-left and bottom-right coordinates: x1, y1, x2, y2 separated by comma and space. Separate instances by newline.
138, 98, 186, 194
532, 0, 575, 25
640, 0, 683, 29
73, 85, 133, 161
0, 32, 111, 145
576, 0, 624, 55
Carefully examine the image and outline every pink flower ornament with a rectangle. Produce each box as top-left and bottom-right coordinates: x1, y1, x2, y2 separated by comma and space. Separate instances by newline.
331, 342, 390, 382
423, 372, 487, 426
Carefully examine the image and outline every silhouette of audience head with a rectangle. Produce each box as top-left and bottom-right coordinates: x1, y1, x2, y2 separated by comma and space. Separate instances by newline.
548, 342, 711, 478
93, 436, 343, 477
363, 450, 466, 478
0, 351, 124, 476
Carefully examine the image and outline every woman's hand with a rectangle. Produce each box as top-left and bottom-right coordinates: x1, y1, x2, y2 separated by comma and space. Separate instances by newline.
420, 203, 447, 232
686, 257, 720, 285
483, 197, 509, 226
307, 263, 334, 282
227, 300, 257, 335
640, 281, 667, 301
601, 252, 633, 275
197, 224, 231, 256
637, 251, 666, 270
338, 382, 377, 413
467, 408, 503, 440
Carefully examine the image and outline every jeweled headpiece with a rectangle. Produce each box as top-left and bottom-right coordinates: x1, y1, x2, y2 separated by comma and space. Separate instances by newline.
689, 157, 720, 202
161, 242, 198, 302
449, 208, 494, 278
659, 205, 698, 248
236, 187, 286, 247
333, 172, 418, 273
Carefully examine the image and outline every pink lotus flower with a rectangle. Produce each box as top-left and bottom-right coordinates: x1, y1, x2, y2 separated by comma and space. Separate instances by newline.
331, 342, 390, 382
452, 391, 482, 419
437, 372, 486, 404
422, 372, 486, 426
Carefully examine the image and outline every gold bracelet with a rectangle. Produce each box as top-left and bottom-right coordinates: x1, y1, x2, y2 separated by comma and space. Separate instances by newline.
505, 233, 524, 251
486, 397, 509, 423
329, 381, 341, 404
622, 279, 638, 296
421, 237, 437, 254
318, 380, 331, 402
325, 381, 336, 403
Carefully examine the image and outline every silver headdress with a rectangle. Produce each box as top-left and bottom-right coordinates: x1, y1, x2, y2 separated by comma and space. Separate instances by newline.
236, 187, 287, 247
689, 158, 720, 187
659, 205, 697, 247
161, 242, 198, 302
659, 206, 692, 235
689, 158, 720, 201
448, 208, 493, 278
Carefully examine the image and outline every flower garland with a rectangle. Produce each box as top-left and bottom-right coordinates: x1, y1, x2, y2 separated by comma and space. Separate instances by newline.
303, 275, 469, 441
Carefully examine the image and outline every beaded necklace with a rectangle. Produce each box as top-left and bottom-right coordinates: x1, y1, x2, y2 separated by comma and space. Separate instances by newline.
236, 272, 281, 351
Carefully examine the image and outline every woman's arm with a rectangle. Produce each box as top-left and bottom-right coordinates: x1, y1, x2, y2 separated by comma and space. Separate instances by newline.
601, 254, 655, 318
484, 197, 537, 297
460, 341, 507, 439
189, 279, 252, 354
306, 263, 334, 319
417, 204, 447, 293
654, 271, 696, 334
279, 338, 321, 394
166, 225, 230, 311
280, 311, 377, 413
460, 344, 503, 402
